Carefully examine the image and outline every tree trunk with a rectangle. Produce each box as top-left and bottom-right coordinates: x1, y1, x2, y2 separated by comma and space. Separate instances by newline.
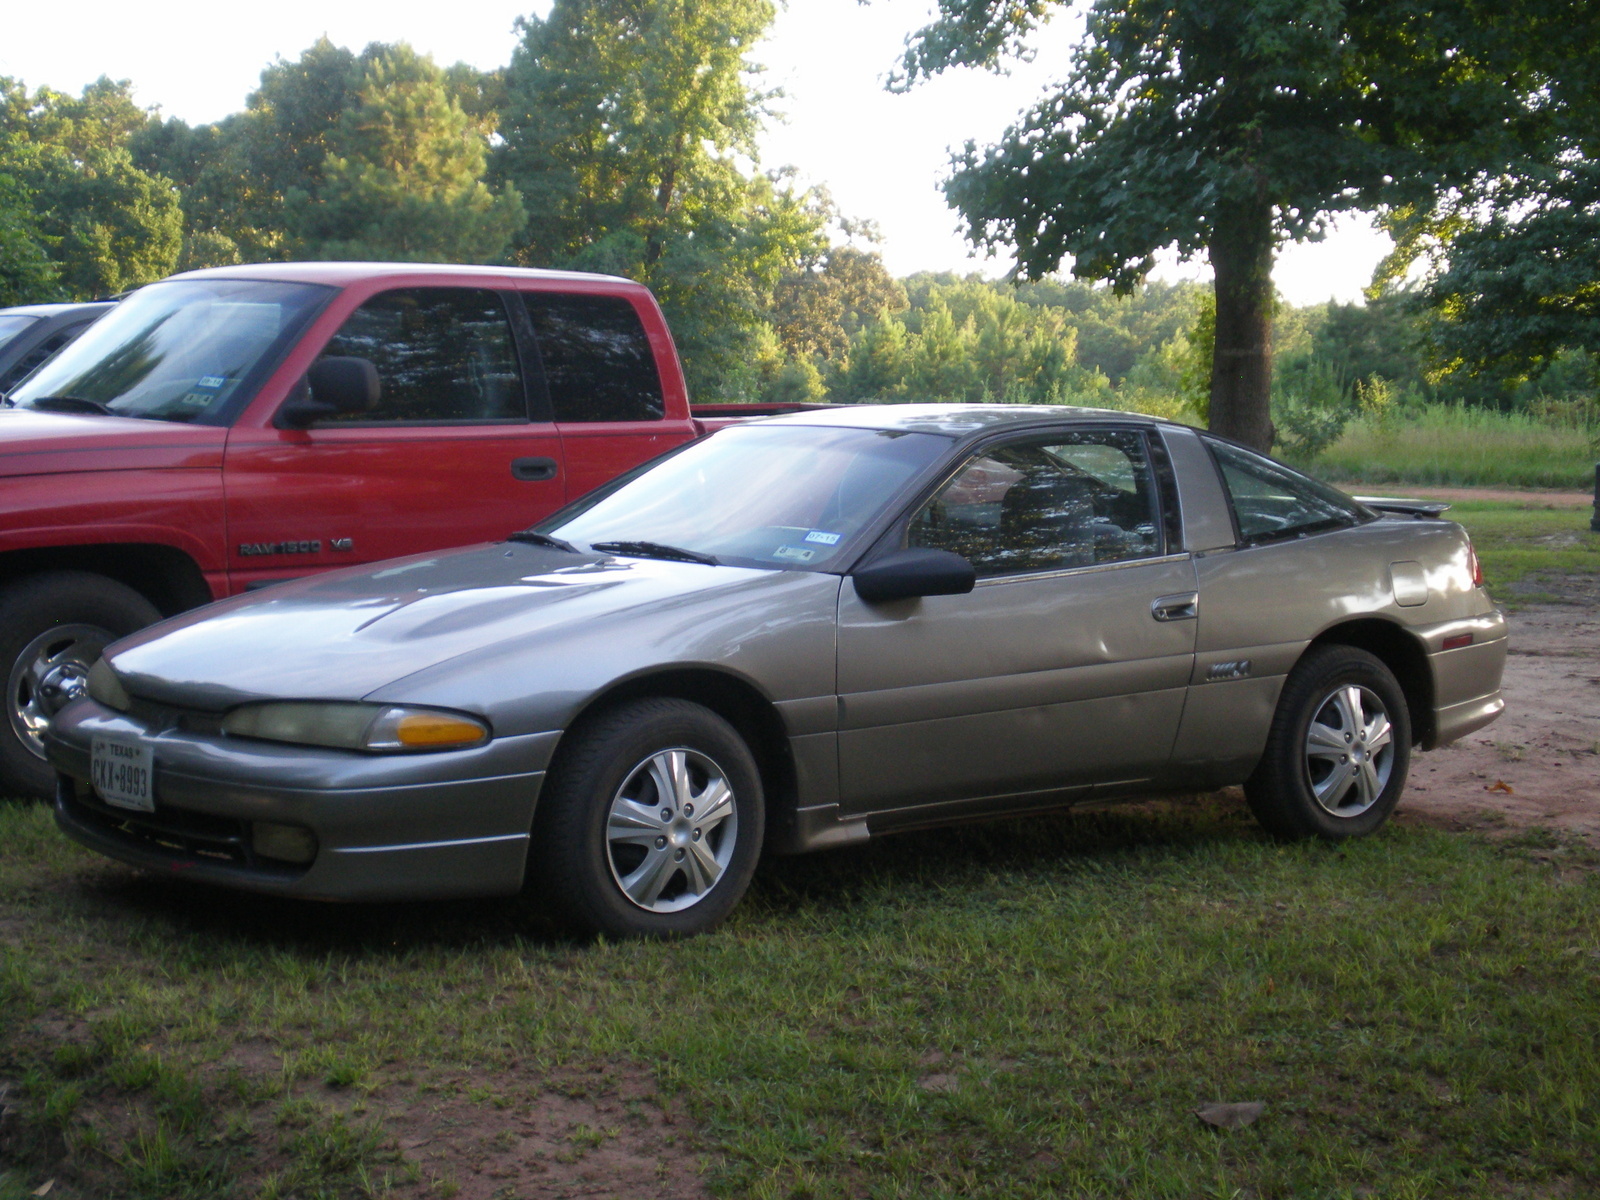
1207, 198, 1276, 452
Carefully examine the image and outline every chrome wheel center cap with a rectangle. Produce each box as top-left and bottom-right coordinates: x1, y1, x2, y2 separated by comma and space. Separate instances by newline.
37, 663, 89, 715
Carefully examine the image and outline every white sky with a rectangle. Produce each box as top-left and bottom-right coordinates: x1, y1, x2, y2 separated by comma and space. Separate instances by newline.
1, 0, 1389, 305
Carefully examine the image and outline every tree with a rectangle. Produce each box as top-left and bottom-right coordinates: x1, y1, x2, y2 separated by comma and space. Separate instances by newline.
133, 41, 522, 267
898, 1, 1540, 450
283, 44, 524, 261
0, 77, 180, 299
1374, 4, 1600, 392
770, 244, 907, 363
495, 0, 827, 399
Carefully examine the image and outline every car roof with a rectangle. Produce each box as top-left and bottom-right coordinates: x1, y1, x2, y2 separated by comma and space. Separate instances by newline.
166, 261, 641, 290
754, 403, 1176, 438
0, 302, 114, 319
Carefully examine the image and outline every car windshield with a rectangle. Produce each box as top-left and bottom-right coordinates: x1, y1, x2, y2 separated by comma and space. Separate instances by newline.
0, 314, 39, 353
8, 280, 332, 424
546, 423, 952, 570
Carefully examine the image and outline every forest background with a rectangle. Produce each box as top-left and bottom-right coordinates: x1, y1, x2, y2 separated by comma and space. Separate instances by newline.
1, 1, 1596, 486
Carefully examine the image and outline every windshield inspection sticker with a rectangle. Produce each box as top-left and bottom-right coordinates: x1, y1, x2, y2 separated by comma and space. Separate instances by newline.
773, 545, 817, 562
803, 530, 841, 545
196, 375, 227, 390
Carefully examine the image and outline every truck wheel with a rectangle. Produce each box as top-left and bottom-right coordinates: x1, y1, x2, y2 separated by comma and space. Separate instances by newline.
1, 572, 161, 799
1244, 644, 1411, 841
530, 698, 764, 939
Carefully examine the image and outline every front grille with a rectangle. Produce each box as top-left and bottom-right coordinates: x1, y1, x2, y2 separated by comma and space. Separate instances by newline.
122, 696, 226, 737
58, 779, 306, 879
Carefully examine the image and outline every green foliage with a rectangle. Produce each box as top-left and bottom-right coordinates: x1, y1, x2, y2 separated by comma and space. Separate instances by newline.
0, 76, 181, 300
899, 0, 1554, 450
0, 169, 58, 304
1376, 4, 1600, 388
829, 276, 1109, 406
495, 0, 824, 399
1312, 402, 1600, 489
283, 44, 523, 261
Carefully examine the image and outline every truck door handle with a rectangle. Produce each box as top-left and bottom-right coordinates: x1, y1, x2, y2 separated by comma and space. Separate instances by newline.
1151, 592, 1198, 622
511, 456, 559, 482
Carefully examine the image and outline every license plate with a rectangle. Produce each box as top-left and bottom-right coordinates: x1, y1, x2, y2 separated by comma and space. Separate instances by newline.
91, 735, 155, 812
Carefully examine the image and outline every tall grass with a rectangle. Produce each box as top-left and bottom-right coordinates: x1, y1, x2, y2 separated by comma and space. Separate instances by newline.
1311, 403, 1599, 489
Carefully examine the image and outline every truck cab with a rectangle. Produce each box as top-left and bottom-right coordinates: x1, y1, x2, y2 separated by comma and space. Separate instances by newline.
0, 263, 714, 797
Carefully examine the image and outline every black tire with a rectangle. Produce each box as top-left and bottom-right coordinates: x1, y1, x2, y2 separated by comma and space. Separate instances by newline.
530, 698, 765, 938
1244, 644, 1412, 841
1, 571, 162, 799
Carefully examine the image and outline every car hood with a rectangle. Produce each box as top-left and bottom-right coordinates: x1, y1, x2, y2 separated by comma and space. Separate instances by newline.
0, 408, 224, 476
105, 542, 832, 711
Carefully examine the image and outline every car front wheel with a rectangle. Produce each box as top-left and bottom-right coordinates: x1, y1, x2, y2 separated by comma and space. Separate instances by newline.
530, 698, 764, 938
1245, 644, 1412, 840
2, 572, 162, 800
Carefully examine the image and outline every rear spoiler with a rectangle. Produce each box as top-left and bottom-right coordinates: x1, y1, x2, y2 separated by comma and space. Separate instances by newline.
1353, 496, 1452, 518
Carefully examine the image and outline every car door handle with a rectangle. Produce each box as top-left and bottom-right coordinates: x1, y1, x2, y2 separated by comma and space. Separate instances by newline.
510, 456, 559, 482
1151, 592, 1198, 622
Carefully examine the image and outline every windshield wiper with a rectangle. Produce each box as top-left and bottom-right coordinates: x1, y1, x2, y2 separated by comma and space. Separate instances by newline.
25, 396, 116, 415
590, 540, 719, 566
506, 530, 581, 553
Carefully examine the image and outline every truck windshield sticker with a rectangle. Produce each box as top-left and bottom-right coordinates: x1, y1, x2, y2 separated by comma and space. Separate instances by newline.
803, 530, 842, 545
196, 375, 227, 390
773, 545, 816, 562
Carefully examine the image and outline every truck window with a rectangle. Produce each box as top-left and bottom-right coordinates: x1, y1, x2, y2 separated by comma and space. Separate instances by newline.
522, 293, 665, 423
320, 288, 526, 424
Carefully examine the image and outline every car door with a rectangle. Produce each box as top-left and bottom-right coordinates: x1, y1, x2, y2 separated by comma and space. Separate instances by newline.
223, 286, 566, 590
836, 426, 1198, 821
520, 290, 699, 502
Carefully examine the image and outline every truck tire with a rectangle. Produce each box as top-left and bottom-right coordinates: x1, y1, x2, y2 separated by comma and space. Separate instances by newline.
1, 572, 161, 800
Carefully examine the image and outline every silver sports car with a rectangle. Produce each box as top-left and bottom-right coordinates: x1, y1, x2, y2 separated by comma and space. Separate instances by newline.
45, 406, 1507, 937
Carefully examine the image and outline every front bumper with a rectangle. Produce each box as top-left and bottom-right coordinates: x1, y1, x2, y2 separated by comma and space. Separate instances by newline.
45, 698, 560, 901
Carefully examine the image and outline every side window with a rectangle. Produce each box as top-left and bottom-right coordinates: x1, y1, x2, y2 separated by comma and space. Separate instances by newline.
522, 292, 664, 422
1205, 438, 1368, 544
319, 288, 525, 424
908, 430, 1163, 576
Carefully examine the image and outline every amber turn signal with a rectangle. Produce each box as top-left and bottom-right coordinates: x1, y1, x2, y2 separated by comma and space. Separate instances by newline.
392, 712, 491, 748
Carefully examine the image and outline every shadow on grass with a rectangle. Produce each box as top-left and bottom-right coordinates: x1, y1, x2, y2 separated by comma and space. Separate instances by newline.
45, 789, 1276, 960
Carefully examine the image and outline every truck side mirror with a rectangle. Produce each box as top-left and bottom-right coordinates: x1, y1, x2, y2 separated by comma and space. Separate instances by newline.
852, 548, 976, 604
275, 357, 382, 429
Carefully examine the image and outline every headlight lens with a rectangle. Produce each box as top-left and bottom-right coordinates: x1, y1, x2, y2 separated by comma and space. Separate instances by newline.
87, 658, 132, 712
221, 702, 489, 752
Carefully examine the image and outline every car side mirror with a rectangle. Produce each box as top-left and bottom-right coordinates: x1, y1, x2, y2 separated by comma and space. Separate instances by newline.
852, 548, 976, 604
275, 356, 381, 429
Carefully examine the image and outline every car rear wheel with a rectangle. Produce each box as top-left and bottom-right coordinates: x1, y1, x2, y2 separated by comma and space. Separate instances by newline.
530, 698, 764, 938
1, 571, 162, 800
1244, 644, 1411, 840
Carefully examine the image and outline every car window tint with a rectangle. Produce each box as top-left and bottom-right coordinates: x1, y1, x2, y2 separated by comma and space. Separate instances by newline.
1206, 438, 1367, 544
320, 288, 524, 424
0, 327, 82, 391
522, 292, 664, 422
908, 430, 1162, 576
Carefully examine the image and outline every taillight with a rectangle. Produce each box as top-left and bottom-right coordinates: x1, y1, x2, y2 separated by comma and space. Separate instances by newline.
1467, 540, 1484, 588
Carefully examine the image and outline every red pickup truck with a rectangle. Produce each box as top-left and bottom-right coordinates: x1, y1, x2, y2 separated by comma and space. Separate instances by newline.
0, 262, 794, 797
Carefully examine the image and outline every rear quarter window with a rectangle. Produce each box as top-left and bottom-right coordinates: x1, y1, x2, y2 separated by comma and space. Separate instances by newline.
1205, 437, 1369, 544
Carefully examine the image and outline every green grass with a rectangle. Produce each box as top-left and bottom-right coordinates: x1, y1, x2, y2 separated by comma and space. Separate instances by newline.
1446, 501, 1600, 600
1311, 404, 1599, 490
3, 794, 1598, 1199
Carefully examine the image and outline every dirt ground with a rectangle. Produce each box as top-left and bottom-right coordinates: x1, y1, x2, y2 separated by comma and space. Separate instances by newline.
1395, 594, 1600, 839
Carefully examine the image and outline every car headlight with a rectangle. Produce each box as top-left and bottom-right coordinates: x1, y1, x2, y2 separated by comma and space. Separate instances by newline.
87, 658, 132, 712
220, 702, 490, 752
